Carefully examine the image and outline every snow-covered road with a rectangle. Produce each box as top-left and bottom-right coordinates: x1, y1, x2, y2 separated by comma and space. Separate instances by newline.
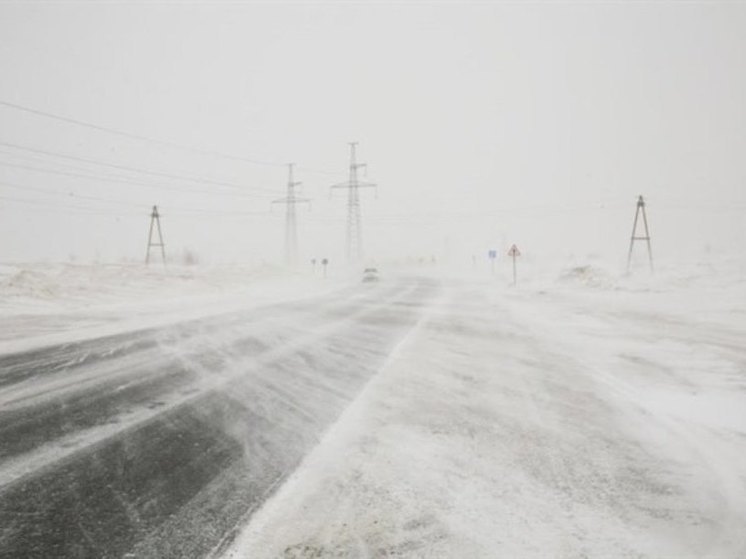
225, 277, 746, 558
0, 277, 439, 557
2, 270, 745, 558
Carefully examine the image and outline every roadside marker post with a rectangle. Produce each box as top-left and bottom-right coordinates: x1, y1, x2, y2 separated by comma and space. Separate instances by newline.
488, 249, 497, 275
322, 258, 329, 278
508, 244, 521, 286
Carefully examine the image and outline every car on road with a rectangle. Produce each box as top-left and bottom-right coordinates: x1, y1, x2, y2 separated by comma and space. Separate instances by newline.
362, 267, 380, 283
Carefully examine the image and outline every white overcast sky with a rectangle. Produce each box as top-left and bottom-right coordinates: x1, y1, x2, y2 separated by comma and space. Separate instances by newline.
0, 1, 744, 267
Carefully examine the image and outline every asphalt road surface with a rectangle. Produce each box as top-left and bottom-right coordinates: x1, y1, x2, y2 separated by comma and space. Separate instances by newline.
0, 278, 439, 558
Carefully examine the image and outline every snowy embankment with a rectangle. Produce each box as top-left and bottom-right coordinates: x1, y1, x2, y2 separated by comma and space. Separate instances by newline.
224, 261, 746, 558
0, 262, 342, 354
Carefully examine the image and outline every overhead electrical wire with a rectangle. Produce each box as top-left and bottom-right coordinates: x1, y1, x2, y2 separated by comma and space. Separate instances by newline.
165, 208, 274, 217
0, 98, 342, 177
0, 180, 148, 209
0, 159, 274, 200
0, 144, 269, 195
0, 140, 278, 194
0, 181, 276, 217
0, 146, 204, 190
0, 193, 143, 215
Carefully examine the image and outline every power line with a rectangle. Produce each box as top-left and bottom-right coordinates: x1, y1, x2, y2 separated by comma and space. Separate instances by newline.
0, 159, 273, 199
0, 145, 277, 199
166, 208, 273, 217
0, 99, 278, 167
0, 193, 276, 219
0, 146, 183, 187
0, 180, 148, 209
0, 98, 342, 177
0, 140, 278, 194
0, 178, 260, 214
0, 193, 142, 215
0, 206, 140, 218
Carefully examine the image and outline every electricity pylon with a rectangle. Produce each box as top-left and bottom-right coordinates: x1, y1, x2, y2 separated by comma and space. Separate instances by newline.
273, 163, 310, 267
330, 142, 377, 263
145, 205, 166, 265
626, 195, 653, 273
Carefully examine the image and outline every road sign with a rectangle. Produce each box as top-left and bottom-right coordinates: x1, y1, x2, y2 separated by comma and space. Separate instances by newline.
488, 250, 497, 259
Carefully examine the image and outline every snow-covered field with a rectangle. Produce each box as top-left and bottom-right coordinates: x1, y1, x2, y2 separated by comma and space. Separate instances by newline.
224, 260, 746, 558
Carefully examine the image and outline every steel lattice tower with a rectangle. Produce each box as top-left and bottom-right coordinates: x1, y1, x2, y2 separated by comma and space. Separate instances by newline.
273, 164, 309, 267
626, 195, 654, 273
330, 142, 376, 263
145, 205, 166, 265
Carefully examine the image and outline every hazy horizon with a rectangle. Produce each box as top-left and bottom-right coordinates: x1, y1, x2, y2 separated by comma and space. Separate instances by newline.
1, 1, 744, 269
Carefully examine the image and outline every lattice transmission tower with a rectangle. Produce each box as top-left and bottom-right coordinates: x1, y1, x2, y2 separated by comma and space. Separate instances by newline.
145, 205, 166, 265
626, 195, 654, 273
273, 163, 310, 267
330, 142, 376, 263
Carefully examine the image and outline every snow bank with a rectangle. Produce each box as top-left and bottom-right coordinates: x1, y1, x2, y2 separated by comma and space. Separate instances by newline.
557, 265, 616, 289
0, 262, 284, 307
0, 262, 345, 353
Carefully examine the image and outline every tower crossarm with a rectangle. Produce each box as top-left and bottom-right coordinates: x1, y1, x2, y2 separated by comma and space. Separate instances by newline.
272, 197, 311, 205
329, 181, 377, 190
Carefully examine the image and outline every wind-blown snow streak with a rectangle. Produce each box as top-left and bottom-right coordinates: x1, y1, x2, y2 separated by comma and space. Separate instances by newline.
224, 275, 746, 558
0, 277, 440, 557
